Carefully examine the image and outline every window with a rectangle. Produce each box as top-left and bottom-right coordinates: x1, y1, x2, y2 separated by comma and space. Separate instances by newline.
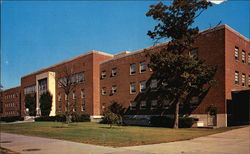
101, 71, 106, 79
189, 48, 198, 58
82, 100, 85, 111
242, 50, 246, 63
111, 68, 117, 77
130, 101, 137, 110
140, 101, 147, 110
163, 100, 170, 109
77, 72, 84, 83
242, 73, 246, 87
248, 53, 250, 65
81, 89, 85, 98
130, 64, 136, 75
58, 93, 61, 101
151, 79, 157, 89
248, 75, 250, 88
65, 94, 68, 100
151, 100, 158, 110
24, 85, 36, 95
140, 81, 146, 92
139, 61, 146, 73
235, 71, 239, 85
101, 87, 106, 95
234, 46, 239, 60
111, 85, 117, 94
73, 91, 76, 99
130, 82, 136, 94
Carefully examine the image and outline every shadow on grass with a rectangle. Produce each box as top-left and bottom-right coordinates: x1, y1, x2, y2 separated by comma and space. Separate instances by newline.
99, 126, 123, 129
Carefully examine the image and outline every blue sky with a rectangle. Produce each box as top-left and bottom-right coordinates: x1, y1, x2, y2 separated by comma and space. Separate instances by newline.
1, 1, 249, 90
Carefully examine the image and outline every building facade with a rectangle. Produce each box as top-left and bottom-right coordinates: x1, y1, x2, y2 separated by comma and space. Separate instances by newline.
1, 25, 249, 127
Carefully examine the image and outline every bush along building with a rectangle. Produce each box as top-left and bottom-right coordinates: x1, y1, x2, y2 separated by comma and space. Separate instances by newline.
1, 25, 249, 127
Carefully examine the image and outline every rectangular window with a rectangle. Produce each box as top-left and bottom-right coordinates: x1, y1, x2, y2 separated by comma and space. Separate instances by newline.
130, 82, 136, 94
235, 71, 239, 85
130, 64, 136, 75
151, 100, 158, 110
101, 71, 106, 79
163, 100, 170, 109
24, 85, 36, 95
242, 50, 246, 63
248, 75, 250, 88
111, 68, 117, 77
248, 53, 250, 65
140, 101, 147, 110
82, 100, 85, 111
111, 85, 117, 94
130, 101, 137, 110
139, 61, 146, 73
151, 79, 157, 89
140, 81, 146, 92
73, 91, 76, 99
58, 93, 61, 101
235, 46, 239, 60
81, 89, 85, 98
78, 72, 84, 83
65, 94, 68, 100
101, 87, 106, 95
189, 48, 198, 58
242, 73, 246, 87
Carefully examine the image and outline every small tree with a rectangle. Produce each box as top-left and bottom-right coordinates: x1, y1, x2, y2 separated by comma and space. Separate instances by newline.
39, 92, 53, 116
146, 0, 216, 128
25, 94, 36, 116
103, 111, 122, 128
58, 66, 76, 124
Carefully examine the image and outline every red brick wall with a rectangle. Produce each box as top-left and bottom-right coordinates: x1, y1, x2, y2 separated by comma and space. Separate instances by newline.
225, 27, 250, 100
0, 86, 21, 117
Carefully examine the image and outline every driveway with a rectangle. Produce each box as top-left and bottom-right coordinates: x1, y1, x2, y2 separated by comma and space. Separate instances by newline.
0, 126, 249, 154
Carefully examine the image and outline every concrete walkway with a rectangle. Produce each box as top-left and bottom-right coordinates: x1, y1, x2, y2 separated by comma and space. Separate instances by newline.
1, 126, 249, 154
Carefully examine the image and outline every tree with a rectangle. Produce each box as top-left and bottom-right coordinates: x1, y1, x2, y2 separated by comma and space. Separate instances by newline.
58, 66, 76, 124
39, 92, 53, 116
146, 0, 216, 128
25, 94, 36, 116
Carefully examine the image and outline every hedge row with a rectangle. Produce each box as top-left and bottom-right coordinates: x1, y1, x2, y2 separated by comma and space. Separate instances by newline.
0, 116, 24, 122
35, 114, 90, 122
150, 116, 198, 128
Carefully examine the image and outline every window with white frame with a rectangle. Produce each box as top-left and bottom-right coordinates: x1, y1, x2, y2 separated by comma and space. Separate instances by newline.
73, 90, 76, 99
235, 71, 239, 85
151, 79, 157, 89
111, 85, 117, 94
140, 101, 147, 110
130, 82, 136, 94
248, 53, 250, 65
101, 71, 106, 79
140, 81, 146, 92
234, 46, 239, 60
130, 64, 136, 75
248, 75, 250, 88
111, 68, 117, 77
139, 61, 146, 73
101, 87, 107, 95
242, 73, 246, 87
81, 89, 85, 98
242, 50, 246, 63
151, 100, 158, 109
130, 101, 137, 110
189, 48, 198, 58
58, 93, 61, 101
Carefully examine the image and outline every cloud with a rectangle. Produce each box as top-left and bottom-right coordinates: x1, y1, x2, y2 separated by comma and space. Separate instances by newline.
208, 0, 226, 4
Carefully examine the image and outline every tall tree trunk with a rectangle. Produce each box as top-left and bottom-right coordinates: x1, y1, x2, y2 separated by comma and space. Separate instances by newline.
173, 101, 180, 129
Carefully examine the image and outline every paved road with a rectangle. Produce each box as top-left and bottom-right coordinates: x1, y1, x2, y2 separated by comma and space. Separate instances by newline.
1, 126, 249, 154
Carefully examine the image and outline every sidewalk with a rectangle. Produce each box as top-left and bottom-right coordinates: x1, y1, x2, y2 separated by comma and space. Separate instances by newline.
1, 126, 249, 154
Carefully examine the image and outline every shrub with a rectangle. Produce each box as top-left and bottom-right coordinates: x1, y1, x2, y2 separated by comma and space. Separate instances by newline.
39, 92, 52, 116
34, 114, 90, 122
0, 116, 24, 122
102, 111, 122, 128
150, 116, 197, 128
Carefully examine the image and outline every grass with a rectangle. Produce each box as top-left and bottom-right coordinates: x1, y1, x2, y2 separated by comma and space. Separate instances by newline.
0, 122, 243, 147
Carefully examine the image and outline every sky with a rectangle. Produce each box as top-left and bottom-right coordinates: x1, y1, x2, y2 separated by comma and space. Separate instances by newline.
1, 0, 249, 90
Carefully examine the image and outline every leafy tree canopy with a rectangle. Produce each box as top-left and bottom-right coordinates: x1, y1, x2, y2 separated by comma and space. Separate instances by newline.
39, 92, 53, 116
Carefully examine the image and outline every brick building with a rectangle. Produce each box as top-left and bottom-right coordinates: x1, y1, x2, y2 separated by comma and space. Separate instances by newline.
1, 24, 249, 127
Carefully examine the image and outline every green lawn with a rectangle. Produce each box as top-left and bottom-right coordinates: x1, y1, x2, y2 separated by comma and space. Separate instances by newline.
0, 122, 242, 147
